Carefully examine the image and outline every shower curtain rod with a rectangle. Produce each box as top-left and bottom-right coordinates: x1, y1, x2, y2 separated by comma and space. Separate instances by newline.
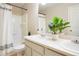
6, 3, 27, 11
0, 6, 11, 11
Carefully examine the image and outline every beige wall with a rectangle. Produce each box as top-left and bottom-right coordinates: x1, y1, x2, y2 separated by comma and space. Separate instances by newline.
26, 3, 39, 35
22, 9, 28, 36
46, 5, 68, 20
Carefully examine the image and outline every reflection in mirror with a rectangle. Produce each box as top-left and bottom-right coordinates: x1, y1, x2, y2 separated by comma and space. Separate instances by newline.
39, 3, 79, 38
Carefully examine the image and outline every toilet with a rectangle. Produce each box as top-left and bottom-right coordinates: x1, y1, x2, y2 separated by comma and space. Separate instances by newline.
13, 44, 26, 56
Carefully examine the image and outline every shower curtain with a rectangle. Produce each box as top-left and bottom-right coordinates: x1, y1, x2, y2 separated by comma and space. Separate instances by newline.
0, 4, 5, 55
2, 4, 13, 55
0, 4, 23, 55
12, 14, 22, 47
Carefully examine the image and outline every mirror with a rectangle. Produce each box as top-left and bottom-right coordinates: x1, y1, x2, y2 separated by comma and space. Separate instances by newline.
68, 5, 79, 36
38, 3, 79, 37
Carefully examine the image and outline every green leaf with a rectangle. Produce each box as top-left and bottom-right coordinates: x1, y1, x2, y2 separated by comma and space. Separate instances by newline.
52, 17, 59, 25
61, 26, 70, 30
63, 22, 70, 26
48, 16, 70, 34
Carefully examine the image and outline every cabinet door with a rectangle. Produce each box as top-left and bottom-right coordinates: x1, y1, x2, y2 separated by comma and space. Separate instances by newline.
45, 48, 63, 56
25, 40, 44, 55
32, 49, 42, 56
25, 46, 32, 56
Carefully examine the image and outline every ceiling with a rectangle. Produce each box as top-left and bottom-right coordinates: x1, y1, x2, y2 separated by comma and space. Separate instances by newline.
39, 3, 57, 12
39, 3, 79, 12
10, 3, 79, 13
11, 3, 58, 9
11, 3, 63, 13
11, 3, 28, 9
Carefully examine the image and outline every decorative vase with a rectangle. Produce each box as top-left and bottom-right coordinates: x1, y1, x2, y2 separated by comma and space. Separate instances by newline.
52, 34, 59, 40
52, 32, 65, 40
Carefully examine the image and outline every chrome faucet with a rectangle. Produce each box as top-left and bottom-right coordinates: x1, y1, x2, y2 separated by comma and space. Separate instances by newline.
73, 39, 79, 44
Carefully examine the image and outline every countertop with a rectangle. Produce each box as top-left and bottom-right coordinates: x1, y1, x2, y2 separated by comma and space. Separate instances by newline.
24, 35, 79, 56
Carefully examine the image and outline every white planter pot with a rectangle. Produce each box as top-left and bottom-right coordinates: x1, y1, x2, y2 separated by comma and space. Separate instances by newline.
45, 34, 59, 41
52, 34, 59, 40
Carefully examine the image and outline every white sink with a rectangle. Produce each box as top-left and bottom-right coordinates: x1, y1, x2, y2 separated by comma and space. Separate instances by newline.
58, 34, 79, 53
59, 40, 79, 53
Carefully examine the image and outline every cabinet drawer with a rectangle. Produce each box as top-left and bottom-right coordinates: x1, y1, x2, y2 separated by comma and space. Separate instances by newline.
25, 40, 44, 55
45, 48, 63, 56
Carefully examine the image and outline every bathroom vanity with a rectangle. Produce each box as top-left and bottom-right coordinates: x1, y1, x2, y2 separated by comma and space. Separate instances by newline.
24, 35, 79, 56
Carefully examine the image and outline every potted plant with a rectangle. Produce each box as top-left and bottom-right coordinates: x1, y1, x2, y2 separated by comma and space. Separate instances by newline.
48, 16, 70, 39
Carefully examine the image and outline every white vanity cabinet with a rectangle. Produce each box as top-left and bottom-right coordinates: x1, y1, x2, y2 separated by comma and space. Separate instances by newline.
25, 40, 65, 56
25, 46, 32, 56
45, 48, 63, 56
25, 40, 44, 56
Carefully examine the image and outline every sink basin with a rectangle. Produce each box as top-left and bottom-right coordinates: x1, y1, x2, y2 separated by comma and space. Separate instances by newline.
58, 34, 79, 53
59, 39, 79, 53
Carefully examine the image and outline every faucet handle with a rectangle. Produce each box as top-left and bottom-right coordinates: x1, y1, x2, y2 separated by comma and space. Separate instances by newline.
72, 39, 79, 44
